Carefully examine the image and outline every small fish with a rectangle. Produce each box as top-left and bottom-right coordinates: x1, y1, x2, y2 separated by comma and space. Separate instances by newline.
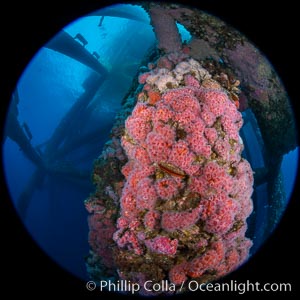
158, 162, 186, 179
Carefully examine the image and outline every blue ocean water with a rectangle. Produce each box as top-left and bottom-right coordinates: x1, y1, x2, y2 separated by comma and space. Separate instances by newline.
1, 4, 298, 282
3, 6, 155, 280
282, 147, 299, 200
2, 5, 193, 280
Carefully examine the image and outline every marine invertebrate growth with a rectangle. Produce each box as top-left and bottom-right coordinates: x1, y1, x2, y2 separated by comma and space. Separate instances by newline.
79, 3, 299, 295
110, 51, 254, 293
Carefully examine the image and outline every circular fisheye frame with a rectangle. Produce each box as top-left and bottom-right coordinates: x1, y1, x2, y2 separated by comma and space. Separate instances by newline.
2, 2, 298, 296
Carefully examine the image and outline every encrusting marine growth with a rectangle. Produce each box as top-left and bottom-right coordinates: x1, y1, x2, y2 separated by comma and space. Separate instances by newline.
85, 48, 254, 295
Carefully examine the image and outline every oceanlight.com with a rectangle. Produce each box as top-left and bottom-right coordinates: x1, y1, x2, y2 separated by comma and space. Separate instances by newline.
86, 279, 292, 294
188, 280, 292, 294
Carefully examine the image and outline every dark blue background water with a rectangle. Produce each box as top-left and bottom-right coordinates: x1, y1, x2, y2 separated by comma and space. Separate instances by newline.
2, 3, 298, 282
2, 5, 194, 280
